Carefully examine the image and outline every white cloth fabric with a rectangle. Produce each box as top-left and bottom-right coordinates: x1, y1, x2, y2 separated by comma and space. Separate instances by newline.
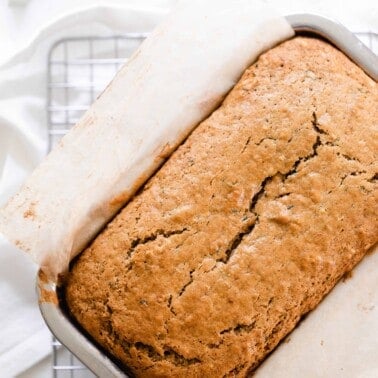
0, 3, 171, 377
0, 0, 376, 377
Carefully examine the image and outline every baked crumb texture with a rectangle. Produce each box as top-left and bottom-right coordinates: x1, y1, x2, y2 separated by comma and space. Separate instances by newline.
65, 37, 378, 377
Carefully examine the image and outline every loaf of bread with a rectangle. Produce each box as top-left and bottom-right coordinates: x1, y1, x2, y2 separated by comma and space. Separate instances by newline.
65, 37, 378, 377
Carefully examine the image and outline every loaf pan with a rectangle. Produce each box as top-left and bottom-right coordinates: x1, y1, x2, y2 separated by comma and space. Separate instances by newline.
37, 14, 378, 378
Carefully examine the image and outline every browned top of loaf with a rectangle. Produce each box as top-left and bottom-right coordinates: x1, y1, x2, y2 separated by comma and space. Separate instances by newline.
65, 36, 378, 377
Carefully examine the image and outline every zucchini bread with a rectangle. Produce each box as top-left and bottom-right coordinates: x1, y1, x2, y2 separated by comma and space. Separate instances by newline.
65, 36, 378, 377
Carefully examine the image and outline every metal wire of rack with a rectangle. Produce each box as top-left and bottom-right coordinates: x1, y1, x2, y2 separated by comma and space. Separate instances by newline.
47, 34, 147, 151
46, 31, 377, 377
354, 31, 377, 52
47, 34, 146, 378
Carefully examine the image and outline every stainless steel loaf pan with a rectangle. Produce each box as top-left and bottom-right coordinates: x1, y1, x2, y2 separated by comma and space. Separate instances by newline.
37, 14, 378, 378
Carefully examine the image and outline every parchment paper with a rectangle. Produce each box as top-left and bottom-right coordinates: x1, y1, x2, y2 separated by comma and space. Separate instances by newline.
0, 0, 293, 280
256, 246, 378, 378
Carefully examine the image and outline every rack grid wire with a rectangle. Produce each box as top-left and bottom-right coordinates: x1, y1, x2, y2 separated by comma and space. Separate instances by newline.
46, 32, 377, 377
47, 34, 147, 378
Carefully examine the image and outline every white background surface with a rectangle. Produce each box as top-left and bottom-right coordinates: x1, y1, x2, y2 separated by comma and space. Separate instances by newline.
1, 0, 377, 65
0, 0, 376, 377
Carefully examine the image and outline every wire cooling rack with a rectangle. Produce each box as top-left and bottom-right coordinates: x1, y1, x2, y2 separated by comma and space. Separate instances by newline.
47, 35, 147, 151
47, 34, 146, 378
46, 31, 377, 377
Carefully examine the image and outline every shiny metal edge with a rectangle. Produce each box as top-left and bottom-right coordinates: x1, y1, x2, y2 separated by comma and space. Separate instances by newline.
286, 14, 378, 81
37, 276, 125, 377
37, 14, 378, 378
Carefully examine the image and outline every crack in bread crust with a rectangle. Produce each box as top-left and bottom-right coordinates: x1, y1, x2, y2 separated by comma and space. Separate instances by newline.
65, 36, 378, 377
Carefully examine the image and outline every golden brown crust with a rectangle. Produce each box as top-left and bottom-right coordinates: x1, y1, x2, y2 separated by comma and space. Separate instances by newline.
65, 36, 378, 377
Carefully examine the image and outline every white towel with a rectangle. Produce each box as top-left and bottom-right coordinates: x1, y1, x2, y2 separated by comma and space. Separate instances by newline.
0, 3, 169, 376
